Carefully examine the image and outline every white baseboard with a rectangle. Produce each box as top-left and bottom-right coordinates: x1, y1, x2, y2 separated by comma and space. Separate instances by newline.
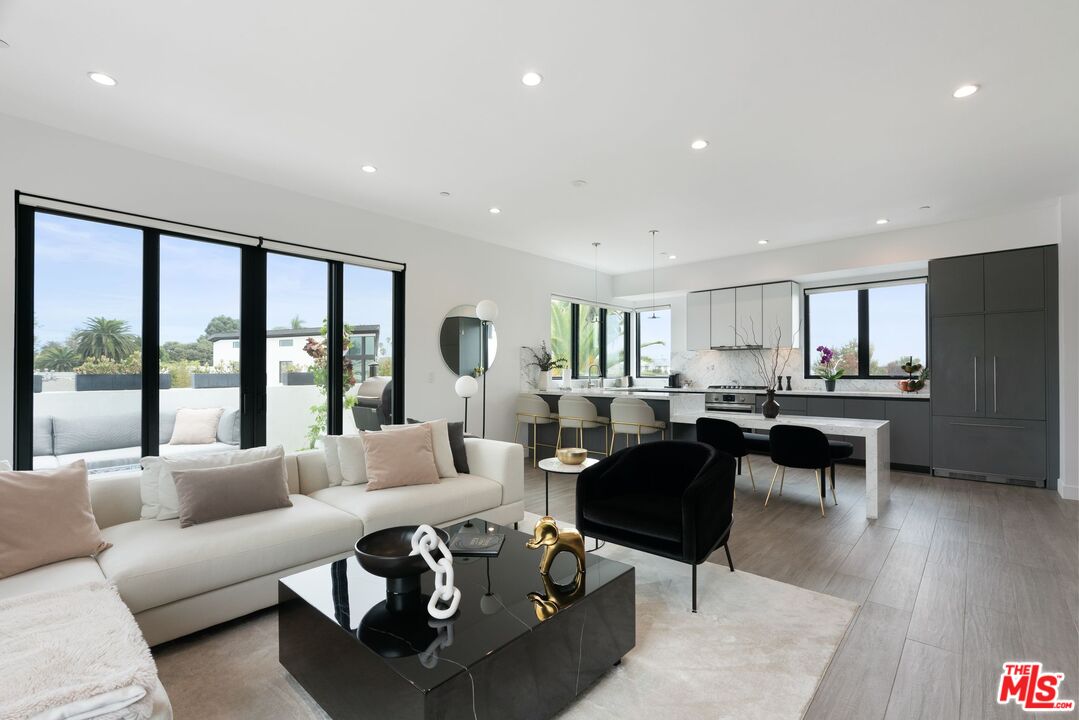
1058, 482, 1079, 501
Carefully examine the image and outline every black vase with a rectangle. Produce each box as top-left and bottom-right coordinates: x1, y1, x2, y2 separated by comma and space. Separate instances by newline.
762, 389, 780, 418
825, 379, 837, 392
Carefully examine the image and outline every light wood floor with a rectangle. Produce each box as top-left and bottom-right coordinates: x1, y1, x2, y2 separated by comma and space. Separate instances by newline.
524, 455, 1079, 719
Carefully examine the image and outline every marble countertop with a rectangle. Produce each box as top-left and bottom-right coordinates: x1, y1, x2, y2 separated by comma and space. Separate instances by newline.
671, 410, 889, 435
532, 387, 927, 400
534, 388, 676, 399
760, 389, 930, 400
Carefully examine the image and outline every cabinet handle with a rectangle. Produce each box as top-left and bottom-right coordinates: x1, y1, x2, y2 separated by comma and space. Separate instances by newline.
972, 356, 978, 412
949, 421, 1024, 430
993, 356, 998, 414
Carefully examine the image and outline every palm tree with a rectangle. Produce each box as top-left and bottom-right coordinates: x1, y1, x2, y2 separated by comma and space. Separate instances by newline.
35, 343, 80, 371
290, 315, 305, 330
73, 317, 137, 361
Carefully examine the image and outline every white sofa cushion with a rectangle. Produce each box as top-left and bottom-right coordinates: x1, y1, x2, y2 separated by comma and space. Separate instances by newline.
310, 474, 503, 534
0, 557, 106, 601
97, 495, 361, 614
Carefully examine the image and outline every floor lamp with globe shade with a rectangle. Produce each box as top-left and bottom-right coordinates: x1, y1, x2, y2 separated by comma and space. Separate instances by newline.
475, 299, 498, 438
455, 375, 478, 434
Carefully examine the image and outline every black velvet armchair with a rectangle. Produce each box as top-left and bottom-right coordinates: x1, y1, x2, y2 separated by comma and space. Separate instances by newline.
575, 440, 736, 612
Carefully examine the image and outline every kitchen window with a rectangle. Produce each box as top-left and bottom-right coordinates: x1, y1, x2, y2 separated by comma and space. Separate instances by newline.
803, 279, 926, 379
636, 306, 671, 378
549, 297, 630, 379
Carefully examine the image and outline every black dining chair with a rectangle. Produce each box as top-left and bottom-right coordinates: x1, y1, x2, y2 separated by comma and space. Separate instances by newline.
695, 417, 769, 491
765, 424, 851, 516
576, 440, 735, 613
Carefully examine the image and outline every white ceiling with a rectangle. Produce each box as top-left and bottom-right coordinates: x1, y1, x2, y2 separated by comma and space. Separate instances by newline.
0, 1, 1076, 274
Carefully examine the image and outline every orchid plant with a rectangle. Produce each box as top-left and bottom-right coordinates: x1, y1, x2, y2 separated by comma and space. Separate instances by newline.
815, 345, 845, 381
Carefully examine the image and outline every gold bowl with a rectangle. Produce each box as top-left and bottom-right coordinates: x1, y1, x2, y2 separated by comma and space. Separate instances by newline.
556, 448, 588, 465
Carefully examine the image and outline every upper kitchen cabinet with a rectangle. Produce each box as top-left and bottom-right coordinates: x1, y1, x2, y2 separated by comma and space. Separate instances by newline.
686, 291, 711, 350
710, 288, 737, 348
984, 247, 1045, 313
762, 281, 801, 348
735, 285, 763, 345
929, 254, 984, 315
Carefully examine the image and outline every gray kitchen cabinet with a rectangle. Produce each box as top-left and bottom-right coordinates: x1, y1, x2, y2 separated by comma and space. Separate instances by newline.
930, 314, 985, 418
985, 247, 1045, 313
807, 397, 844, 417
735, 285, 763, 345
709, 288, 737, 347
757, 394, 807, 414
686, 291, 711, 350
844, 398, 886, 460
887, 400, 931, 467
929, 254, 984, 315
932, 416, 1046, 483
986, 311, 1046, 420
762, 281, 801, 348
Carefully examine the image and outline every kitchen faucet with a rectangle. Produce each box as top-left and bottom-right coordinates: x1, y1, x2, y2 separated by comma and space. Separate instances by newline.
587, 364, 601, 389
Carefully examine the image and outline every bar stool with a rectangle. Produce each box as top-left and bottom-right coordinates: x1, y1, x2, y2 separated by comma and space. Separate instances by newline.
695, 417, 757, 491
556, 395, 609, 457
765, 424, 839, 517
514, 393, 559, 467
609, 397, 666, 453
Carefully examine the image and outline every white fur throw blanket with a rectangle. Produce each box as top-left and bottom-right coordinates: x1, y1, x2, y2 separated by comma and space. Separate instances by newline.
0, 582, 158, 720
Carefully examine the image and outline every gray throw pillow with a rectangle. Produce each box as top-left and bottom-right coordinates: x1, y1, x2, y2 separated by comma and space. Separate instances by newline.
172, 455, 292, 528
407, 418, 469, 474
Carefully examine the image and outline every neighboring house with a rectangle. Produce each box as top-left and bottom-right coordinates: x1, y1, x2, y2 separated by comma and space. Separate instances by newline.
209, 325, 380, 386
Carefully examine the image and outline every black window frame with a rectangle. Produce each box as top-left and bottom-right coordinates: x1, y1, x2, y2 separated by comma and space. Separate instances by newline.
634, 306, 673, 378
551, 298, 630, 380
13, 195, 405, 470
802, 278, 928, 380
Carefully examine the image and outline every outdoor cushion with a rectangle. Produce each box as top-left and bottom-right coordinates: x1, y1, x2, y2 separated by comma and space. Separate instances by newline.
53, 413, 141, 456
169, 407, 225, 445
97, 495, 361, 614
32, 456, 61, 470
33, 416, 53, 457
310, 473, 503, 534
58, 446, 142, 472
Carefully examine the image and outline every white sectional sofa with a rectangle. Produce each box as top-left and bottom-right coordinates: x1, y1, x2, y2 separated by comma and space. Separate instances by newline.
0, 437, 524, 648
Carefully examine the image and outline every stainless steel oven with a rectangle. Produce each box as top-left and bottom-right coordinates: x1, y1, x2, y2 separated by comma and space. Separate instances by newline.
704, 386, 761, 413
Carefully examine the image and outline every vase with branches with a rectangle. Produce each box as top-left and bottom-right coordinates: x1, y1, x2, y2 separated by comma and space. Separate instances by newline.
526, 341, 567, 391
736, 320, 797, 418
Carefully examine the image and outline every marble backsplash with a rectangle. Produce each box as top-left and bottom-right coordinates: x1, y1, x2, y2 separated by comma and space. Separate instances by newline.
672, 349, 928, 393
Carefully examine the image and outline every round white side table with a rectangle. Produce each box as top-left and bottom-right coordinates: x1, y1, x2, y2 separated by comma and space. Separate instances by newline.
537, 457, 598, 517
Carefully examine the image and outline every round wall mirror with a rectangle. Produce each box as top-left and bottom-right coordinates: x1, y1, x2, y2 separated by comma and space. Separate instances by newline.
439, 305, 498, 376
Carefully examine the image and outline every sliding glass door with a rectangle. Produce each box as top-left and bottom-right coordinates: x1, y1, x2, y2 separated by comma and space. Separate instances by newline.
13, 198, 405, 471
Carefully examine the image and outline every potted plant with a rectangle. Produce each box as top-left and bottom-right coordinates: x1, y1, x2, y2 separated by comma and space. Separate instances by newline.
75, 352, 172, 391
525, 342, 567, 391
191, 360, 241, 388
814, 346, 844, 392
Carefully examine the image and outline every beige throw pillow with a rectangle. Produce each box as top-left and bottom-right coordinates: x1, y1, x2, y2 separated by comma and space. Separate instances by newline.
169, 407, 225, 445
0, 461, 111, 578
146, 445, 284, 521
381, 419, 458, 479
336, 434, 369, 486
172, 455, 292, 528
362, 424, 440, 491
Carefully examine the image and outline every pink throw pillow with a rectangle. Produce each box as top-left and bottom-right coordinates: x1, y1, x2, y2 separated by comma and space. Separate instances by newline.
362, 424, 441, 491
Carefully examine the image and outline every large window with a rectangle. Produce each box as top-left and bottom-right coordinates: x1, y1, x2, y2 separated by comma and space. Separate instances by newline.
548, 297, 630, 380
14, 198, 405, 472
804, 279, 926, 379
636, 307, 672, 377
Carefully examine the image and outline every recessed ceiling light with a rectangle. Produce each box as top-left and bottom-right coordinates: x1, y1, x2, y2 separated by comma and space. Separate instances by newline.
489, 207, 501, 214
876, 218, 889, 225
521, 72, 543, 87
690, 139, 709, 150
360, 164, 377, 174
439, 191, 451, 197
668, 254, 677, 260
952, 84, 979, 99
572, 179, 588, 188
0, 38, 9, 49
87, 71, 117, 86
920, 205, 931, 210
757, 239, 768, 245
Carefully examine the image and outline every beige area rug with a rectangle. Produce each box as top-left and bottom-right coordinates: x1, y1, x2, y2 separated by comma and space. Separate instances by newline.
154, 515, 858, 720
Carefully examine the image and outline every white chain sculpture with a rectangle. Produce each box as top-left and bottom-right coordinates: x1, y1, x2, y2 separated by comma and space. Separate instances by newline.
409, 524, 461, 620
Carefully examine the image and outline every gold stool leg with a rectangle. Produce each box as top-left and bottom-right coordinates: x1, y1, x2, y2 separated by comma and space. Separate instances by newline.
532, 423, 539, 468
514, 419, 520, 445
765, 465, 781, 507
815, 470, 826, 517
746, 455, 757, 491
556, 422, 563, 450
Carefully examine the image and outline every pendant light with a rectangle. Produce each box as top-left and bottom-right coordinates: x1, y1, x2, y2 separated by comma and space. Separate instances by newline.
649, 230, 658, 319
588, 242, 601, 323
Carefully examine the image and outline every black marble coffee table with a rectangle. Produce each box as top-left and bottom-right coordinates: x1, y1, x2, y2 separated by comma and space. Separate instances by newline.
278, 518, 635, 720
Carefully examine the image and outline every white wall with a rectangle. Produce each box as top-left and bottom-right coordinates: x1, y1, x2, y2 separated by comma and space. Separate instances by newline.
0, 113, 613, 462
1059, 193, 1079, 500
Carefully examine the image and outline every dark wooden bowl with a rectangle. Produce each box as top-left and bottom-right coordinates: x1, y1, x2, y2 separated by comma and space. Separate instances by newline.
354, 526, 450, 590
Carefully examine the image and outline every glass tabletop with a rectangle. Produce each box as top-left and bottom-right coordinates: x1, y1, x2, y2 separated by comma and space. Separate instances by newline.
279, 518, 633, 691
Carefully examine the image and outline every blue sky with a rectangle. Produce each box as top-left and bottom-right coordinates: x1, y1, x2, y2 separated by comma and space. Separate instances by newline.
809, 284, 925, 367
34, 214, 394, 351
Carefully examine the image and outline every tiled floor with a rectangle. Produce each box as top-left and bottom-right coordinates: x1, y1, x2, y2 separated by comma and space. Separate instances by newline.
523, 455, 1078, 719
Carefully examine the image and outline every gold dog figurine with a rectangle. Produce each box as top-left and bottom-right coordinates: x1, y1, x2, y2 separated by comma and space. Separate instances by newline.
527, 570, 586, 621
525, 516, 586, 575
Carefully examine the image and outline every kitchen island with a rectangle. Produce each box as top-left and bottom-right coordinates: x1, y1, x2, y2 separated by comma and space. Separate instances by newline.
669, 410, 891, 519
